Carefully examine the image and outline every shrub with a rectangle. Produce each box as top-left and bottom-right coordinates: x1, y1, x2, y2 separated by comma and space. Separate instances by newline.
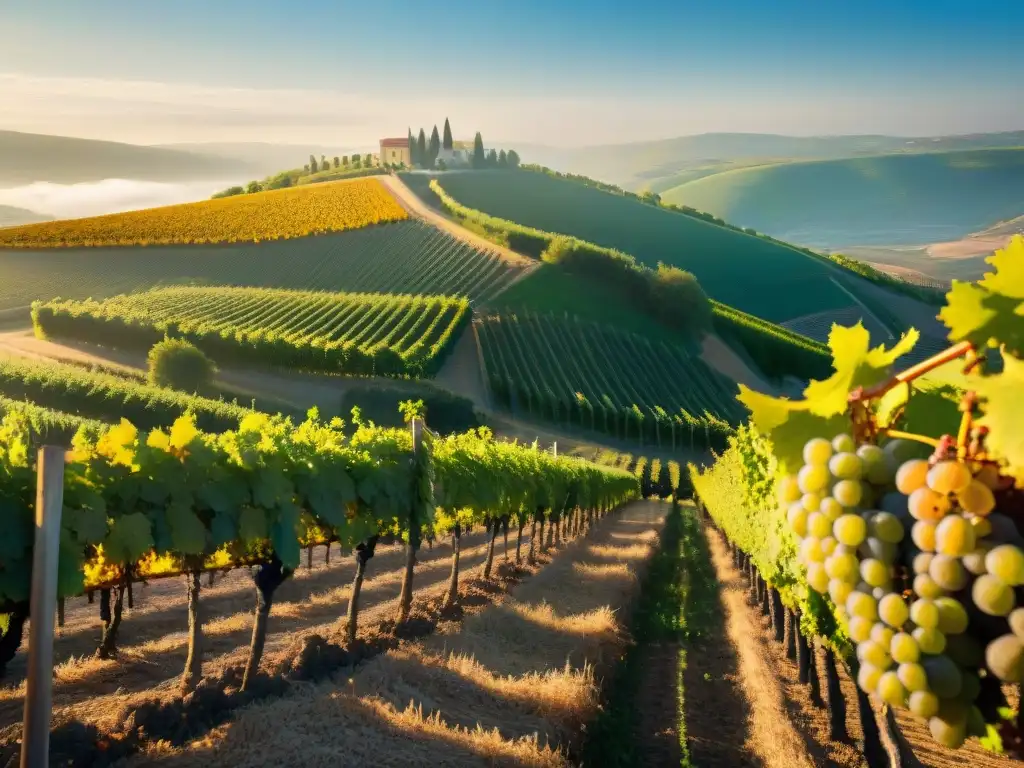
211, 186, 244, 199
148, 338, 217, 392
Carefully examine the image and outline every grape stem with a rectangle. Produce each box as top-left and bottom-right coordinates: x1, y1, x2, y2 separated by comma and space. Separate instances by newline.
848, 340, 975, 404
879, 429, 941, 448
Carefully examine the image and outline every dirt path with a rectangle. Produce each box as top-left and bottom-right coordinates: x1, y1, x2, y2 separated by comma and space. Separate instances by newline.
136, 501, 667, 767
379, 174, 536, 271
433, 319, 490, 410
700, 333, 776, 395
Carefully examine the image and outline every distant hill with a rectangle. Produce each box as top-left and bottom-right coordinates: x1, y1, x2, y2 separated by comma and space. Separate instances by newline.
0, 205, 51, 227
515, 131, 1024, 190
0, 131, 259, 186
154, 142, 361, 178
661, 148, 1024, 249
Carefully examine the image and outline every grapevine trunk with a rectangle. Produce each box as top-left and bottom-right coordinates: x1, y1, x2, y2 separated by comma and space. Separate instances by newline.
396, 539, 418, 624
483, 518, 498, 579
823, 646, 848, 741
0, 603, 28, 677
97, 583, 125, 659
181, 571, 203, 694
443, 524, 461, 610
528, 516, 538, 564
345, 536, 378, 648
515, 520, 524, 564
242, 556, 289, 691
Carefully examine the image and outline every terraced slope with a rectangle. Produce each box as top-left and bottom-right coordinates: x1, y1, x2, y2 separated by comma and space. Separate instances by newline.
476, 310, 742, 448
0, 220, 518, 311
435, 170, 853, 323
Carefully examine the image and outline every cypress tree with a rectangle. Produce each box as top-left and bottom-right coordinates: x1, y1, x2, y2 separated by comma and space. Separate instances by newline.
442, 118, 453, 150
472, 132, 485, 169
417, 129, 427, 168
407, 128, 417, 165
429, 125, 441, 165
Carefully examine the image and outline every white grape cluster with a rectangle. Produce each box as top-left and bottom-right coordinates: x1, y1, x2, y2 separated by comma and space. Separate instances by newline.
781, 434, 1024, 749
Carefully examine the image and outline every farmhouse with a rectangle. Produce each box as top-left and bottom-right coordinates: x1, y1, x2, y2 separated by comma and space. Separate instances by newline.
379, 137, 411, 166
436, 140, 476, 167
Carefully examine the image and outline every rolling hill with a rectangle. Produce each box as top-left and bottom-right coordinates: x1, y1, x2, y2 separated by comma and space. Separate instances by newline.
662, 148, 1024, 251
0, 130, 259, 186
433, 169, 854, 323
0, 205, 50, 227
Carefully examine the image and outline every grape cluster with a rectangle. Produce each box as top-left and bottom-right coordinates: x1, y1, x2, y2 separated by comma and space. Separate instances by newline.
782, 434, 1024, 749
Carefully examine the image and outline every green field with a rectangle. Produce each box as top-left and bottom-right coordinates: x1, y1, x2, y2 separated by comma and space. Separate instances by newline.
663, 148, 1024, 250
476, 311, 742, 448
35, 286, 470, 377
0, 220, 517, 312
435, 170, 852, 322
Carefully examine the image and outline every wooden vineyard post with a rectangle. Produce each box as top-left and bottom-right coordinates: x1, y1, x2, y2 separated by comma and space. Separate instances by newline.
396, 417, 423, 625
21, 446, 65, 768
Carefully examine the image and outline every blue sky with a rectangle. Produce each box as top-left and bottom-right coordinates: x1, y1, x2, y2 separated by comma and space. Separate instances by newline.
1, 0, 1022, 146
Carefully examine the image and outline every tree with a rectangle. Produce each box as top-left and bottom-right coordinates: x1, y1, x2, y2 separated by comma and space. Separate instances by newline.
442, 118, 453, 150
471, 132, 486, 169
309, 154, 318, 173
408, 127, 417, 166
507, 149, 521, 169
303, 164, 310, 172
148, 338, 216, 392
429, 125, 441, 165
342, 155, 349, 166
333, 156, 340, 168
498, 149, 508, 168
321, 154, 327, 169
245, 180, 262, 194
364, 153, 372, 166
486, 148, 498, 167
417, 129, 427, 167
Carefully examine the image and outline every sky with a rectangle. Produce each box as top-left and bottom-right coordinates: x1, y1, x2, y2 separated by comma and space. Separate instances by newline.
1, 0, 1023, 148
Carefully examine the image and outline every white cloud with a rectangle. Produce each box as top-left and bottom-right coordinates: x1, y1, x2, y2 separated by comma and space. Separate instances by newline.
0, 179, 231, 220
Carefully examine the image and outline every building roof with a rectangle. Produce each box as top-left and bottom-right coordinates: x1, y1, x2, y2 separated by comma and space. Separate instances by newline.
380, 137, 409, 148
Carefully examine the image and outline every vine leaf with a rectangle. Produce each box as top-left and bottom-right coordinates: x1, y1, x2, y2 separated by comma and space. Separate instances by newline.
974, 353, 1024, 484
739, 322, 919, 475
104, 512, 154, 564
167, 503, 207, 555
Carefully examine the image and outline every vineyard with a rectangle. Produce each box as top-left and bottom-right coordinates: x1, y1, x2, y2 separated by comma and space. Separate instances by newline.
475, 310, 742, 447
0, 178, 407, 248
690, 237, 1024, 758
434, 170, 856, 322
0, 220, 518, 311
0, 408, 641, 765
34, 286, 471, 377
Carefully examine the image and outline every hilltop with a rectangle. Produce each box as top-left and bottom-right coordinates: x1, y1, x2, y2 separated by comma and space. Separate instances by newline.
0, 205, 51, 228
661, 148, 1024, 256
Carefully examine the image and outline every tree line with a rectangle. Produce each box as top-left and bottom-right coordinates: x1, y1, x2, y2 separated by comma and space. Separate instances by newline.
406, 117, 520, 170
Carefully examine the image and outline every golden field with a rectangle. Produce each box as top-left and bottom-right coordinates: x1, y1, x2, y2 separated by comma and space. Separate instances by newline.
0, 178, 408, 248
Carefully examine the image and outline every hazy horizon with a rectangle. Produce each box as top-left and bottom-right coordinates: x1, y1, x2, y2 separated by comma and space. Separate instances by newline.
2, 0, 1023, 148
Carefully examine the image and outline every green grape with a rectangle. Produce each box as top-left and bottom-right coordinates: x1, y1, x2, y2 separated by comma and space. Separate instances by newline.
847, 591, 879, 621
913, 626, 947, 655
972, 574, 1015, 616
909, 690, 940, 718
834, 514, 867, 547
908, 487, 951, 522
971, 516, 992, 539
1009, 608, 1024, 640
833, 479, 863, 508
959, 672, 981, 704
910, 598, 939, 629
800, 537, 825, 564
807, 512, 832, 539
802, 492, 823, 512
879, 594, 910, 628
898, 662, 928, 692
860, 558, 890, 588
804, 437, 834, 466
958, 479, 996, 517
857, 663, 882, 694
986, 634, 1024, 682
891, 632, 920, 664
896, 459, 929, 495
911, 520, 936, 552
860, 537, 897, 564
849, 615, 874, 643
880, 491, 910, 521
858, 639, 892, 670
832, 433, 856, 453
829, 452, 864, 480
871, 623, 895, 648
934, 597, 969, 635
868, 512, 904, 544
825, 552, 859, 583
819, 496, 844, 521
922, 654, 963, 698
944, 634, 984, 667
985, 544, 1024, 586
927, 460, 973, 496
806, 563, 830, 593
857, 444, 885, 465
873, 586, 893, 601
820, 536, 838, 556
914, 573, 945, 600
877, 670, 907, 706
962, 544, 991, 576
787, 503, 809, 537
913, 552, 934, 575
798, 463, 831, 494
929, 555, 967, 592
829, 578, 853, 607
929, 715, 967, 749
967, 706, 987, 739
934, 514, 976, 557
975, 464, 1003, 490
777, 474, 802, 504
865, 455, 895, 486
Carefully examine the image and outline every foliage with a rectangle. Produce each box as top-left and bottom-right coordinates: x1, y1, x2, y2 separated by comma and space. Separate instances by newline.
476, 310, 739, 448
339, 383, 479, 435
0, 178, 407, 248
211, 186, 244, 199
0, 356, 253, 434
0, 396, 105, 446
147, 338, 216, 392
296, 166, 385, 186
34, 286, 471, 378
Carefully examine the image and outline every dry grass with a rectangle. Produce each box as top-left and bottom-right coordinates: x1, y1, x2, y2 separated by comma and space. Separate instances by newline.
133, 501, 667, 766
